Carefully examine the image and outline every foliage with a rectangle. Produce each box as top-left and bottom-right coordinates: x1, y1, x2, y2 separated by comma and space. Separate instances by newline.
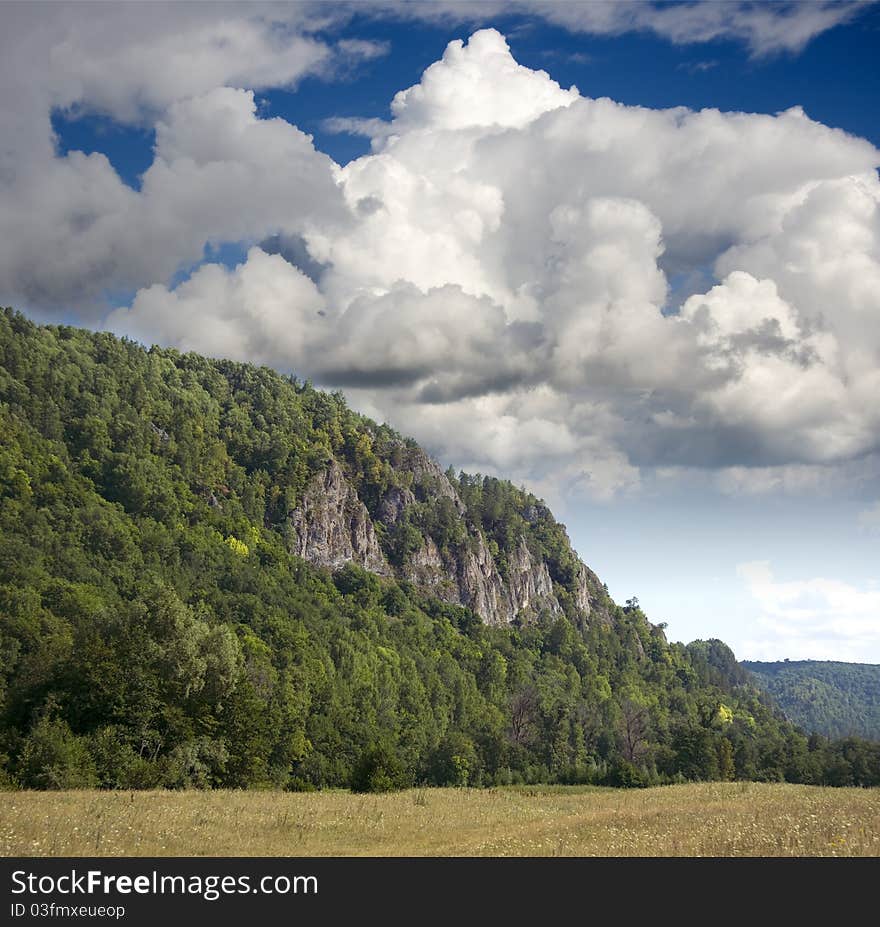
744, 661, 880, 742
351, 743, 410, 793
1, 309, 878, 791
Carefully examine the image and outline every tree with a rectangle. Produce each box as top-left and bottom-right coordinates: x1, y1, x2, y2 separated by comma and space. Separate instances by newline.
718, 738, 735, 781
619, 698, 650, 765
508, 687, 539, 748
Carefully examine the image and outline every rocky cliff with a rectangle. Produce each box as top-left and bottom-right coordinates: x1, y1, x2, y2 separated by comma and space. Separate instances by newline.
289, 447, 611, 628
289, 460, 390, 575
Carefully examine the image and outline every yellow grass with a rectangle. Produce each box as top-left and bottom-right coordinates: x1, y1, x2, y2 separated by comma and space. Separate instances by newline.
1, 782, 878, 857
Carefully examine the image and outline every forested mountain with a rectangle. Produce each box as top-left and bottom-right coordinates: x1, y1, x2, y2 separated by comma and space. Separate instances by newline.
744, 661, 880, 741
2, 308, 878, 790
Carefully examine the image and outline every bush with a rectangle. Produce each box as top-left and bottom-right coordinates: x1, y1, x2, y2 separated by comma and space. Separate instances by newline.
89, 727, 141, 789
162, 737, 229, 789
350, 743, 409, 793
18, 715, 97, 789
425, 733, 478, 787
606, 760, 647, 788
0, 755, 17, 790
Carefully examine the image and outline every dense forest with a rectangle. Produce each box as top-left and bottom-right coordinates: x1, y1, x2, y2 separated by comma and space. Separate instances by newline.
744, 661, 880, 741
2, 308, 879, 791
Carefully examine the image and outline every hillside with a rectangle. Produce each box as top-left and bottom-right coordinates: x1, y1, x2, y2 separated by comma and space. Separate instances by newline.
744, 661, 880, 741
1, 308, 879, 790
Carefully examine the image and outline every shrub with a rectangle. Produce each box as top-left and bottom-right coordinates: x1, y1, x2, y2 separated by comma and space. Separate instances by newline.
350, 743, 409, 793
18, 715, 97, 789
606, 759, 647, 788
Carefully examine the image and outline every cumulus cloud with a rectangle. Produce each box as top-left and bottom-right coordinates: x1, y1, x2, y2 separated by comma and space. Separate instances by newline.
738, 561, 880, 661
0, 3, 360, 313
292, 29, 879, 489
107, 247, 328, 365
388, 28, 579, 132
98, 28, 880, 499
0, 84, 344, 314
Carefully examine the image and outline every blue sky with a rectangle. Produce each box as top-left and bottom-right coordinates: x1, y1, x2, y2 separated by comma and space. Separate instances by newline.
5, 1, 880, 661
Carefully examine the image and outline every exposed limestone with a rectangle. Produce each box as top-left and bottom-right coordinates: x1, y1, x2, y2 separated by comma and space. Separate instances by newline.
572, 562, 612, 625
404, 446, 466, 514
288, 452, 612, 630
402, 535, 456, 598
457, 531, 514, 625
289, 460, 389, 575
507, 536, 561, 618
378, 484, 415, 525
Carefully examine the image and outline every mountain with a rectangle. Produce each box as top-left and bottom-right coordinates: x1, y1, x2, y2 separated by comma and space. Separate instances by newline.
1, 307, 878, 790
744, 661, 880, 741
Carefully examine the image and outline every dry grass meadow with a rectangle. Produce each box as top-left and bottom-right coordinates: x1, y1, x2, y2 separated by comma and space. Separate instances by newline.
2, 782, 878, 857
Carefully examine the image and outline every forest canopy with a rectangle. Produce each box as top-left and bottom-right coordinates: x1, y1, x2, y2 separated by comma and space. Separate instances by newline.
1, 308, 878, 791
744, 661, 880, 742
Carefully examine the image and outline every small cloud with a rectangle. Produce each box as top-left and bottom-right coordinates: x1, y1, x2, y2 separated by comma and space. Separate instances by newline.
540, 49, 593, 65
676, 59, 720, 74
319, 39, 391, 83
715, 465, 828, 497
321, 116, 393, 139
336, 39, 391, 62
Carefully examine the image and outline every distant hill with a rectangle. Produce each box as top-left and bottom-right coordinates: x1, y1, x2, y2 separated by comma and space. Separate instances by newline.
743, 661, 880, 741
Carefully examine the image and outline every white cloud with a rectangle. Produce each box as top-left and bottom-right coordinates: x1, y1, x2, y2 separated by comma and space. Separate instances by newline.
0, 85, 343, 314
322, 116, 395, 141
44, 9, 329, 125
389, 27, 579, 132
106, 246, 327, 366
298, 30, 879, 489
738, 561, 880, 661
0, 3, 364, 313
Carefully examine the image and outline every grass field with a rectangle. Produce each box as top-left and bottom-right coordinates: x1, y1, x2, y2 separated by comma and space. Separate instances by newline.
2, 782, 878, 857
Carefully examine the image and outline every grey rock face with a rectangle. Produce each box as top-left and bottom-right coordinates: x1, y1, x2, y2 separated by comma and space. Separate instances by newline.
288, 452, 610, 630
507, 537, 561, 618
404, 446, 466, 514
457, 531, 514, 625
289, 460, 389, 575
572, 562, 612, 625
455, 534, 562, 626
402, 535, 457, 598
378, 484, 415, 525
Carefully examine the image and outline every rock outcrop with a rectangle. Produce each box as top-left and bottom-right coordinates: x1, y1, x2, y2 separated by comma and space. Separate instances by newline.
403, 446, 466, 514
378, 484, 415, 525
403, 535, 456, 599
289, 452, 613, 629
507, 537, 561, 619
457, 531, 514, 625
289, 460, 390, 575
572, 562, 611, 625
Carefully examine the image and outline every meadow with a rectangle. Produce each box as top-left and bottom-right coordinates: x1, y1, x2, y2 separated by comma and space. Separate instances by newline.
1, 782, 878, 857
